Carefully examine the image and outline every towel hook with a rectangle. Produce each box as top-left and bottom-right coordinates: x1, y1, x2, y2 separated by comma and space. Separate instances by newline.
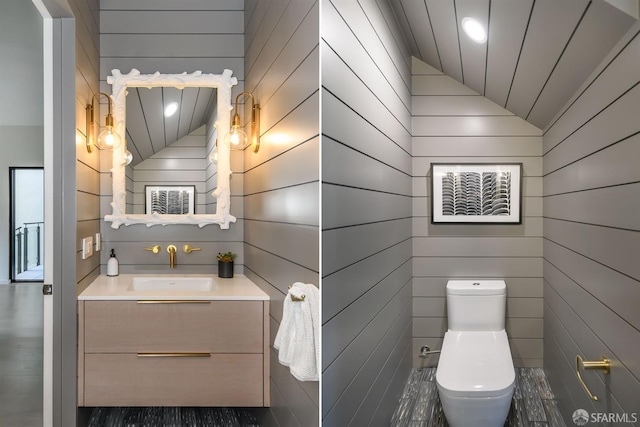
576, 355, 610, 401
287, 285, 306, 302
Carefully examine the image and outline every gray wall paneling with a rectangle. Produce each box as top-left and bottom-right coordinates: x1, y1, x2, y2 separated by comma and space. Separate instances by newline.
322, 0, 413, 424
131, 128, 207, 214
73, 1, 100, 419
504, 0, 589, 120
484, 0, 534, 107
98, 1, 245, 275
423, 0, 462, 82
411, 56, 544, 368
525, 0, 636, 127
74, 0, 101, 293
542, 22, 640, 424
243, 1, 319, 426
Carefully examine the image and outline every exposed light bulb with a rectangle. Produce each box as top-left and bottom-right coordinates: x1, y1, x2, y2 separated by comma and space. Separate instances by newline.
230, 132, 241, 146
164, 102, 179, 117
461, 17, 487, 43
124, 150, 133, 165
225, 126, 248, 150
97, 126, 122, 150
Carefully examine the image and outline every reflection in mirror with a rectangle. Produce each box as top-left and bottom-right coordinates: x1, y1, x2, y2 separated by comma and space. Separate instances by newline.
104, 69, 237, 229
124, 86, 216, 215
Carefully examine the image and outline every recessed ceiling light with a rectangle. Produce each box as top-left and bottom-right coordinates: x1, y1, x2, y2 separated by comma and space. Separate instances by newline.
164, 102, 179, 117
461, 17, 487, 43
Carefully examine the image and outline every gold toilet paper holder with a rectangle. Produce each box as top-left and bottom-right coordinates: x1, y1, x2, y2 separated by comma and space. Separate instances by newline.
576, 355, 611, 401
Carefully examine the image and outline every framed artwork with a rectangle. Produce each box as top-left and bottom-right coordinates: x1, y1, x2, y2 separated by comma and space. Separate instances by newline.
145, 185, 195, 215
431, 163, 522, 224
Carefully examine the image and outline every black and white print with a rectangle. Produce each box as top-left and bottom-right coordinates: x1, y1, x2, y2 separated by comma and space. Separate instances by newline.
145, 186, 195, 215
442, 171, 511, 216
431, 164, 522, 224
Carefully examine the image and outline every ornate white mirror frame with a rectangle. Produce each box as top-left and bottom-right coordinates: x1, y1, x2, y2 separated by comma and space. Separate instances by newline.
103, 69, 237, 229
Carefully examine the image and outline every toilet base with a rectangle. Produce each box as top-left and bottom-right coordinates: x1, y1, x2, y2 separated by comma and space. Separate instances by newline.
437, 386, 513, 427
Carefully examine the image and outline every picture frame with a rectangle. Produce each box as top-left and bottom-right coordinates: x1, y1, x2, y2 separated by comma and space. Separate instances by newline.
145, 185, 195, 215
430, 163, 522, 224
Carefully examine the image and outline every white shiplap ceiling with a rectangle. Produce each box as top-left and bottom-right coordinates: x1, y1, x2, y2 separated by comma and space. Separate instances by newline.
125, 86, 216, 166
391, 0, 636, 130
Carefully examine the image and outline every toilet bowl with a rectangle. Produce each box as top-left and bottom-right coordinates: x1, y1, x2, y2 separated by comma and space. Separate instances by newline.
435, 280, 515, 427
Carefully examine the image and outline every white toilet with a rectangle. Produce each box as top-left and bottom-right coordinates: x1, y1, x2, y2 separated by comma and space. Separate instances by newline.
435, 280, 515, 427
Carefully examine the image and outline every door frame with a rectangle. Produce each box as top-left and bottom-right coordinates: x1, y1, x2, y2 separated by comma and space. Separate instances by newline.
31, 1, 77, 426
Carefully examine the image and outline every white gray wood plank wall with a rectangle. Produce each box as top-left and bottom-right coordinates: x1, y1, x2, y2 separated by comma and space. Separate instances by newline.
542, 22, 640, 424
242, 1, 319, 426
97, 0, 245, 275
74, 0, 101, 294
322, 0, 413, 425
131, 127, 208, 214
411, 57, 544, 368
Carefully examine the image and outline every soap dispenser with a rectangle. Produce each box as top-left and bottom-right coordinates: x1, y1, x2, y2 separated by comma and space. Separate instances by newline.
107, 249, 119, 276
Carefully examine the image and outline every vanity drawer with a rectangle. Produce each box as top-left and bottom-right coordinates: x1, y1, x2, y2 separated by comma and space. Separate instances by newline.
82, 300, 263, 353
83, 353, 264, 407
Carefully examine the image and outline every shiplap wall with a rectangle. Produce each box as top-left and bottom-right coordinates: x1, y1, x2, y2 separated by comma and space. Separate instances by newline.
242, 1, 319, 426
412, 57, 544, 368
74, 0, 102, 294
98, 0, 244, 275
131, 127, 207, 214
322, 0, 413, 424
542, 22, 640, 422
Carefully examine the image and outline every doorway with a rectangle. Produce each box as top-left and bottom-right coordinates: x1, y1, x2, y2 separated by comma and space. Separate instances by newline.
10, 167, 44, 282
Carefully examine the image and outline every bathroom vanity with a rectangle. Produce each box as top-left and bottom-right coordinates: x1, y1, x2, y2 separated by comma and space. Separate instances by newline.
77, 274, 269, 408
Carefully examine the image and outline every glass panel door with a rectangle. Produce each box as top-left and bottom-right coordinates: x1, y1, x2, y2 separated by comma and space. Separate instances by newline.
10, 167, 44, 282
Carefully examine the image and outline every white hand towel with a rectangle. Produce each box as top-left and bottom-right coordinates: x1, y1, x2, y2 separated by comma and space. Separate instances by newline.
274, 282, 320, 382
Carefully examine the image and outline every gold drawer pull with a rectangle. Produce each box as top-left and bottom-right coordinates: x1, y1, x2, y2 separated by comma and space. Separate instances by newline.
137, 352, 211, 358
576, 355, 611, 401
137, 300, 211, 304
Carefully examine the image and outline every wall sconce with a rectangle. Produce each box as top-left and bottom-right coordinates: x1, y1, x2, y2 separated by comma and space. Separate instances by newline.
209, 141, 219, 164
224, 92, 260, 153
123, 149, 133, 165
85, 92, 122, 153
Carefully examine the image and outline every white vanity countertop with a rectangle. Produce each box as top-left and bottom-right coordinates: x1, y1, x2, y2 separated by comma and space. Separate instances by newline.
78, 274, 269, 301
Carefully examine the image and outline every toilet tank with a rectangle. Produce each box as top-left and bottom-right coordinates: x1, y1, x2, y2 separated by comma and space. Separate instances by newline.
446, 280, 506, 331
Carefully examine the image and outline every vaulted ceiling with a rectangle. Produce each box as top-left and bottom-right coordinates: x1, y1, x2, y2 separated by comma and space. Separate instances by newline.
125, 87, 216, 166
391, 0, 636, 130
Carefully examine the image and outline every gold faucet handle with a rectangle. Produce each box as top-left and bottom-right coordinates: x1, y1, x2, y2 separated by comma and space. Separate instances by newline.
144, 245, 161, 254
167, 245, 177, 253
183, 244, 201, 254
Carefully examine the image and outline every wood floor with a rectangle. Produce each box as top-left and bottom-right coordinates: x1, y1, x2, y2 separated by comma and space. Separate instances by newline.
391, 368, 566, 427
0, 284, 43, 427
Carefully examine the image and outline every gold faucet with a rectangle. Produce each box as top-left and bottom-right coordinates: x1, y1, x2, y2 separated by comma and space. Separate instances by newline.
167, 245, 177, 268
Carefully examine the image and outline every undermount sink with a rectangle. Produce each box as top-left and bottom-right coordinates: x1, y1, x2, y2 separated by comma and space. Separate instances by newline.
128, 276, 216, 292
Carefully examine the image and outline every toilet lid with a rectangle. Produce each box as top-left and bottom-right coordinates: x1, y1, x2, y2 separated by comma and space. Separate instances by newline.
436, 330, 515, 398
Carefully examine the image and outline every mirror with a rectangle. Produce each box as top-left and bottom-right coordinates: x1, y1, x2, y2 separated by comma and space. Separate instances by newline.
104, 69, 237, 229
124, 86, 213, 215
